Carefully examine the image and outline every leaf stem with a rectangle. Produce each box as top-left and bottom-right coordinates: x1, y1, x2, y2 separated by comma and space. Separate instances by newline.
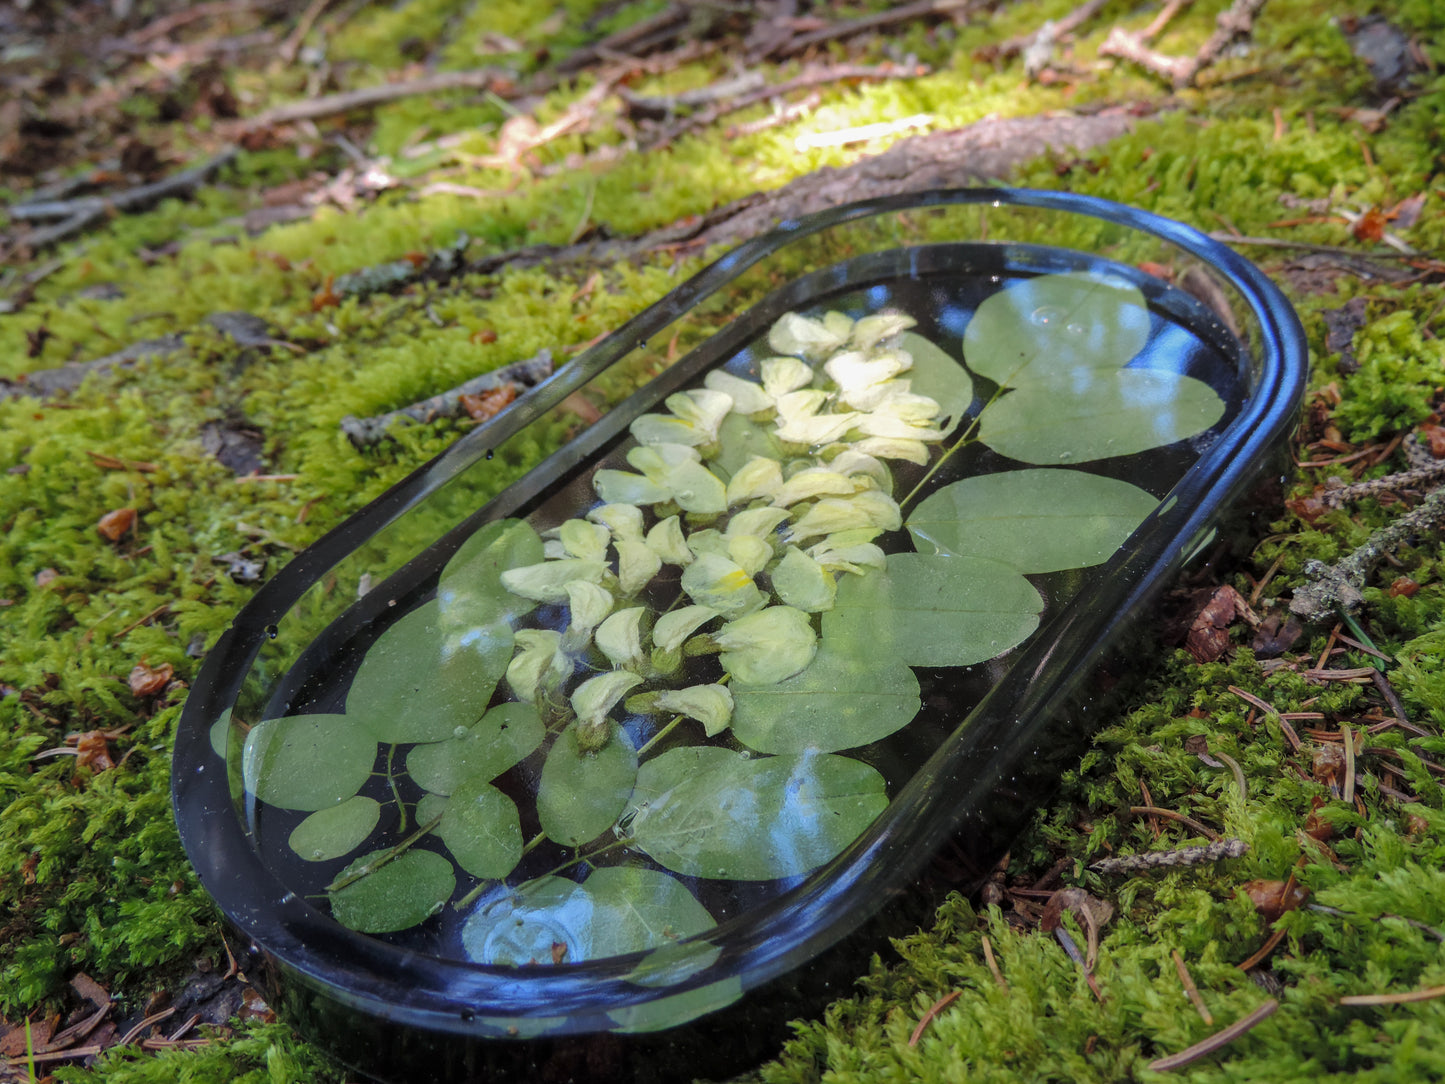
540, 837, 633, 880
324, 812, 444, 894
385, 744, 408, 834
897, 385, 1009, 514
637, 714, 685, 758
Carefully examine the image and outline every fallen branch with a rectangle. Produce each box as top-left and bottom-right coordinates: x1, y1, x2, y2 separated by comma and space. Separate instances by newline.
1090, 838, 1247, 874
770, 0, 985, 59
1321, 460, 1445, 507
1290, 486, 1445, 621
0, 336, 185, 402
237, 69, 507, 131
340, 350, 555, 448
1100, 0, 1268, 88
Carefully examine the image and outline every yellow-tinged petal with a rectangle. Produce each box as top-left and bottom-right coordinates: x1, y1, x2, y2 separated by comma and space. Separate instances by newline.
771, 546, 837, 612
501, 559, 608, 602
570, 670, 645, 730
850, 313, 916, 351
652, 605, 720, 653
769, 467, 865, 508
615, 539, 663, 595
680, 552, 766, 616
507, 629, 569, 702
774, 410, 861, 446
808, 539, 888, 574
645, 515, 693, 565
593, 469, 672, 505
824, 349, 908, 391
587, 503, 644, 541
565, 580, 614, 634
768, 313, 847, 360
595, 607, 647, 669
824, 449, 892, 490
851, 436, 931, 464
725, 455, 784, 505
853, 413, 946, 441
659, 459, 727, 515
556, 519, 611, 562
786, 490, 901, 543
653, 684, 735, 737
704, 369, 773, 414
760, 356, 816, 397
726, 506, 792, 538
714, 606, 817, 685
686, 528, 730, 561
728, 534, 774, 576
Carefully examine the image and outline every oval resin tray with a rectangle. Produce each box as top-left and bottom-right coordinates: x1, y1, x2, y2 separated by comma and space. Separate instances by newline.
172, 187, 1307, 1083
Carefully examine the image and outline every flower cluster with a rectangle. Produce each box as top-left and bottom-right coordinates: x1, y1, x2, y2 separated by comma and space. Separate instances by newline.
498, 309, 947, 753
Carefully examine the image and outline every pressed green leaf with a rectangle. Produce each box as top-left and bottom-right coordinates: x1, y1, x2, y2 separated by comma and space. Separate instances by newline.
437, 518, 544, 625
897, 331, 973, 435
346, 599, 513, 744
963, 272, 1150, 388
288, 796, 382, 862
906, 468, 1160, 573
627, 747, 888, 880
209, 707, 232, 759
242, 713, 377, 812
416, 792, 447, 826
537, 724, 638, 847
825, 553, 1042, 667
712, 411, 785, 477
608, 977, 744, 1033
329, 849, 455, 934
626, 939, 723, 988
583, 866, 716, 959
437, 778, 523, 880
977, 368, 1226, 465
731, 640, 920, 754
405, 702, 543, 796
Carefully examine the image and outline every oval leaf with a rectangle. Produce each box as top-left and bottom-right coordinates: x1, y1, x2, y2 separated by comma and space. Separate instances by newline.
347, 599, 512, 744
583, 866, 716, 960
626, 747, 887, 880
538, 724, 639, 847
329, 848, 455, 933
438, 778, 523, 880
906, 468, 1161, 573
963, 271, 1151, 388
824, 554, 1042, 668
406, 701, 544, 796
288, 796, 382, 862
897, 331, 972, 435
242, 713, 376, 812
437, 518, 544, 625
731, 639, 920, 754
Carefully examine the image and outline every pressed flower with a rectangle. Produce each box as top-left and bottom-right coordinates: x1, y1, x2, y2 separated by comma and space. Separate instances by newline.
822, 310, 855, 343
685, 528, 730, 561
555, 519, 611, 563
725, 455, 784, 506
593, 468, 672, 505
770, 545, 837, 612
725, 506, 792, 539
680, 552, 766, 616
653, 684, 735, 737
595, 607, 647, 669
630, 389, 733, 447
714, 606, 817, 685
773, 394, 861, 446
853, 412, 946, 442
564, 580, 614, 634
704, 370, 773, 415
823, 448, 892, 490
768, 313, 847, 360
506, 629, 568, 702
786, 490, 902, 543
645, 515, 693, 565
501, 558, 608, 602
651, 605, 720, 654
599, 444, 727, 514
852, 436, 931, 464
760, 356, 816, 397
727, 534, 774, 576
587, 503, 644, 542
571, 670, 645, 749
615, 538, 663, 595
850, 312, 916, 351
807, 537, 888, 576
769, 466, 867, 508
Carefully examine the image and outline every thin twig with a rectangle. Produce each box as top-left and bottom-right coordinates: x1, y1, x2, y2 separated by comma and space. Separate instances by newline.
773, 0, 983, 58
1214, 750, 1248, 804
1236, 927, 1288, 972
239, 70, 505, 130
1101, 0, 1267, 89
1340, 984, 1445, 1006
1130, 806, 1221, 841
908, 990, 962, 1046
279, 0, 334, 62
982, 935, 1008, 989
1147, 999, 1278, 1071
1173, 950, 1214, 1024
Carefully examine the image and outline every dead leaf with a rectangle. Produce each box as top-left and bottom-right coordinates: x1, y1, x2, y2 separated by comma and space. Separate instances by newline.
1302, 796, 1336, 842
311, 274, 340, 311
1391, 192, 1427, 230
35, 567, 59, 588
129, 661, 174, 697
98, 507, 137, 541
1313, 743, 1346, 791
74, 731, 115, 773
1251, 614, 1304, 658
1239, 878, 1310, 921
1418, 423, 1445, 459
237, 986, 275, 1023
1389, 577, 1420, 598
1185, 585, 1258, 663
458, 384, 516, 422
551, 941, 568, 964
1352, 207, 1389, 243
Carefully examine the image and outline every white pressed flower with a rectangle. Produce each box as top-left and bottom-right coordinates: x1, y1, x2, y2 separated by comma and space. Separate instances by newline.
786, 490, 902, 543
851, 436, 932, 464
774, 406, 861, 446
653, 683, 735, 737
501, 558, 608, 602
714, 606, 817, 685
628, 441, 701, 475
727, 534, 774, 576
645, 515, 693, 565
850, 312, 916, 351
824, 349, 909, 392
651, 605, 720, 653
595, 607, 647, 669
822, 311, 854, 343
542, 539, 568, 560
808, 538, 888, 576
725, 506, 792, 539
852, 412, 946, 442
704, 370, 774, 415
593, 468, 672, 505
824, 449, 892, 490
680, 552, 766, 616
554, 519, 611, 563
565, 580, 614, 634
613, 443, 727, 514
769, 466, 866, 508
726, 455, 785, 506
615, 538, 663, 595
774, 388, 829, 421
768, 312, 848, 360
506, 629, 568, 703
571, 670, 645, 736
587, 503, 644, 542
760, 356, 816, 397
630, 389, 734, 447
770, 546, 837, 612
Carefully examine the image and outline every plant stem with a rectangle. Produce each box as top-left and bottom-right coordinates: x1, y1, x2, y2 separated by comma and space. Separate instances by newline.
385, 744, 408, 834
540, 837, 633, 879
324, 812, 444, 894
637, 714, 685, 757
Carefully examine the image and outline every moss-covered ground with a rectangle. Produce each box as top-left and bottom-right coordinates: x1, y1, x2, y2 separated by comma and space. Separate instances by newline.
1, 0, 1443, 1080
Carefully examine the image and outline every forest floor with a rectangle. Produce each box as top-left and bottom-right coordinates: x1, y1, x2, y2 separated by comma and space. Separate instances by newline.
1, 0, 1444, 1081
